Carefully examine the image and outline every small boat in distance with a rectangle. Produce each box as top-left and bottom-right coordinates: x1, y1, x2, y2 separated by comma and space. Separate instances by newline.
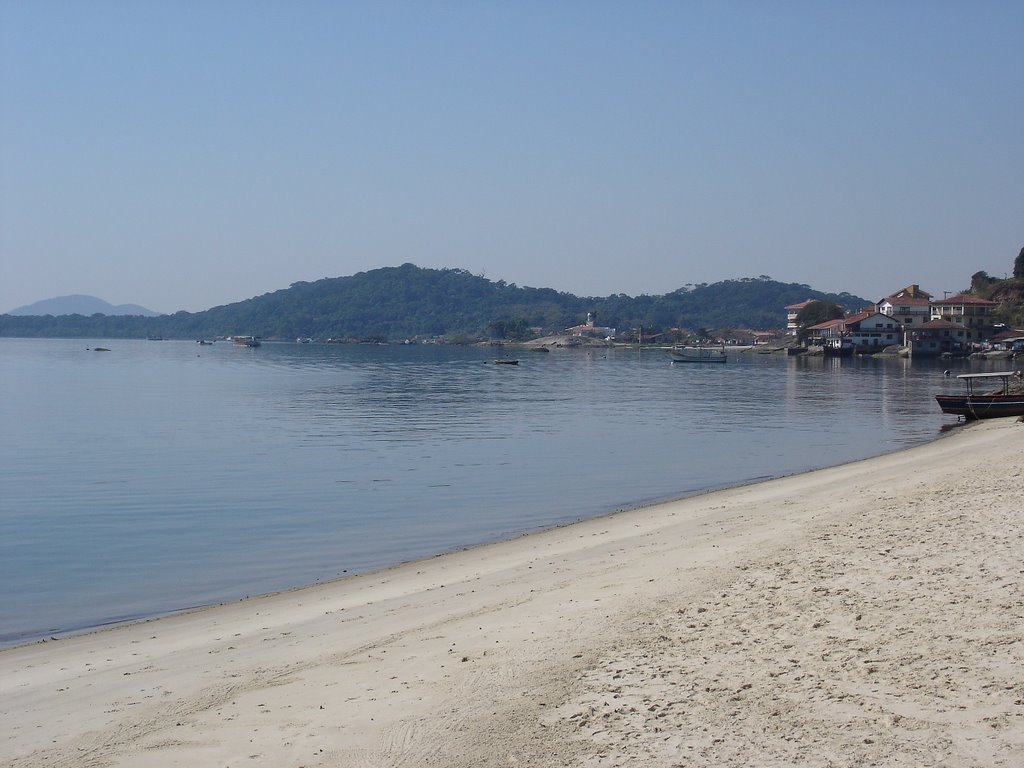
494, 358, 519, 365
935, 371, 1024, 420
668, 344, 727, 363
230, 336, 261, 348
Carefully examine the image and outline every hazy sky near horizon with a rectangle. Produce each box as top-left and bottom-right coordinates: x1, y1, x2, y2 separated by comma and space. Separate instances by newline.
2, 1, 1021, 314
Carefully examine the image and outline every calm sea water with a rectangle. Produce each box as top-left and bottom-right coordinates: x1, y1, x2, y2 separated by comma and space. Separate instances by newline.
0, 338, 991, 647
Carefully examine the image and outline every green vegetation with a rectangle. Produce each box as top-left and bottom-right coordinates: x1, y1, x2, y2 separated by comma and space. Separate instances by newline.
970, 245, 1024, 329
794, 300, 845, 342
0, 263, 867, 341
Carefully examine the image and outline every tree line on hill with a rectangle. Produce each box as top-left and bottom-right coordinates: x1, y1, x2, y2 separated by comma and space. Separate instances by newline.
0, 263, 869, 341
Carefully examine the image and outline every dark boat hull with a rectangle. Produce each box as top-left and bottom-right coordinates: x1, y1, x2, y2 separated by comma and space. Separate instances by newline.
935, 394, 1024, 419
668, 346, 727, 363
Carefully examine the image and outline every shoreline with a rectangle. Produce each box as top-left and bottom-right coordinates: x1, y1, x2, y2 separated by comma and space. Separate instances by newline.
2, 426, 948, 654
3, 418, 1022, 767
0, 436, 945, 653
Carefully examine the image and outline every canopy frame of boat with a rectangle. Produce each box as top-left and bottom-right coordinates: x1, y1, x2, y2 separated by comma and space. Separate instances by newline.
953, 371, 1019, 394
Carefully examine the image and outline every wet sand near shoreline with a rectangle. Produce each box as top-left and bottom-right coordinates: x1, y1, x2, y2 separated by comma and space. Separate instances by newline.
2, 418, 1023, 767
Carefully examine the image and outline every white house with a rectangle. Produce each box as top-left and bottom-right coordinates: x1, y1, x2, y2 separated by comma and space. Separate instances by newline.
844, 310, 900, 350
784, 299, 817, 335
877, 285, 933, 333
566, 313, 616, 339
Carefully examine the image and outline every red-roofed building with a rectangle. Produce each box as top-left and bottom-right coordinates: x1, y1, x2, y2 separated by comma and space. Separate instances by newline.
788, 285, 1001, 353
844, 311, 900, 350
929, 293, 998, 344
805, 317, 847, 338
804, 317, 854, 355
806, 311, 900, 351
566, 312, 616, 340
877, 285, 933, 331
784, 299, 817, 335
907, 318, 968, 357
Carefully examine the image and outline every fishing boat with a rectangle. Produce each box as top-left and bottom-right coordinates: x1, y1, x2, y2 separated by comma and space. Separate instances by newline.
231, 335, 261, 348
935, 371, 1024, 420
493, 358, 519, 365
668, 344, 727, 363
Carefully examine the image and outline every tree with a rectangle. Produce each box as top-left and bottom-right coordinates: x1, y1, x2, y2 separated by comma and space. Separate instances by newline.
794, 300, 844, 342
795, 300, 844, 328
1014, 246, 1024, 279
487, 317, 530, 341
971, 270, 996, 294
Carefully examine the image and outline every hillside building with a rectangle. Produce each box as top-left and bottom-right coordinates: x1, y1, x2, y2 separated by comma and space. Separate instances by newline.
928, 293, 999, 345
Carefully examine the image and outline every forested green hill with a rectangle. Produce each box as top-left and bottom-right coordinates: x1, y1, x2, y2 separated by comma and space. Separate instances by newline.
0, 264, 868, 341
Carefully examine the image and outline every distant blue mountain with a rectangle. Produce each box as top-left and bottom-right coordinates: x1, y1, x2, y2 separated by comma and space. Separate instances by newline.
7, 294, 161, 317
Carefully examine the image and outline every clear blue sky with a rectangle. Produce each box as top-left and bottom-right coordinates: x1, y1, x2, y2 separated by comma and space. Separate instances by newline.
2, 0, 1021, 313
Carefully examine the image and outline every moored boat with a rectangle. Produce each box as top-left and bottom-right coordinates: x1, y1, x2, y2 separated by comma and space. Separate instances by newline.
823, 337, 856, 357
231, 335, 261, 347
935, 371, 1024, 420
668, 344, 727, 363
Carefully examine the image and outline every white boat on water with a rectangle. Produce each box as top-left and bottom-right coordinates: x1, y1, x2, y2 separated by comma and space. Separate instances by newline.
668, 344, 727, 363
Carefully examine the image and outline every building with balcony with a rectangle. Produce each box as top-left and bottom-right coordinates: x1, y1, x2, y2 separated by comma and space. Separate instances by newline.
877, 285, 932, 332
929, 293, 998, 345
784, 299, 817, 335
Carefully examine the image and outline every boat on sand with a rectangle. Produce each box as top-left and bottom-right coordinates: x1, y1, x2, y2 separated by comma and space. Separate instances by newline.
935, 371, 1024, 420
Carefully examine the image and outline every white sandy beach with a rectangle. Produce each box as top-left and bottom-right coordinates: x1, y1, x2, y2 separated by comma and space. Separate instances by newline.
3, 418, 1023, 768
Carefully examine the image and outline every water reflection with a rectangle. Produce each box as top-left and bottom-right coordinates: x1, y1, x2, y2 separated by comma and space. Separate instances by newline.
0, 338, 983, 645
